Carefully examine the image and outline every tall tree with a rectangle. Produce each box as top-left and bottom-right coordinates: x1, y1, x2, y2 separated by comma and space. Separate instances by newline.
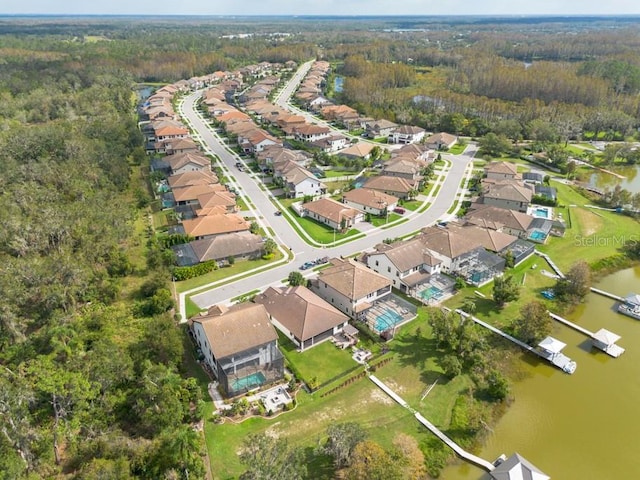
493, 275, 520, 307
345, 440, 404, 480
319, 422, 367, 469
239, 433, 306, 480
512, 301, 552, 344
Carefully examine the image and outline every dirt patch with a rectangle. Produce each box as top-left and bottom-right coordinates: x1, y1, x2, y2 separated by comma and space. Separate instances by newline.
572, 207, 603, 237
264, 422, 282, 439
370, 388, 394, 405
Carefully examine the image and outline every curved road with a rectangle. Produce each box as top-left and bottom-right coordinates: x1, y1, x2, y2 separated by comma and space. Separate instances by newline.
176, 68, 476, 311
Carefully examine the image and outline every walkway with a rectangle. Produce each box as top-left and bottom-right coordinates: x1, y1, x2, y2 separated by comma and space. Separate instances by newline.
534, 251, 565, 279
368, 375, 496, 472
590, 287, 625, 302
548, 312, 625, 358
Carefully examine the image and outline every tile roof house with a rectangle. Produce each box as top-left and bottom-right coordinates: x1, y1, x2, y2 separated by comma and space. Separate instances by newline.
363, 175, 417, 199
178, 213, 250, 240
254, 286, 350, 351
445, 222, 519, 253
172, 232, 264, 267
309, 133, 349, 153
294, 123, 332, 143
311, 258, 392, 320
365, 119, 398, 138
342, 188, 398, 216
190, 303, 284, 397
302, 197, 364, 230
464, 205, 536, 239
424, 132, 458, 150
152, 120, 189, 142
365, 238, 443, 293
388, 125, 426, 145
382, 158, 427, 184
482, 182, 534, 213
167, 170, 219, 189
166, 152, 211, 175
159, 137, 200, 155
338, 142, 376, 160
393, 143, 435, 162
277, 165, 326, 199
484, 161, 520, 180
171, 183, 228, 206
195, 190, 238, 214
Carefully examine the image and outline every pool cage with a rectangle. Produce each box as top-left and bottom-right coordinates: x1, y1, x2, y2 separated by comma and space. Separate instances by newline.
455, 248, 506, 287
216, 343, 285, 397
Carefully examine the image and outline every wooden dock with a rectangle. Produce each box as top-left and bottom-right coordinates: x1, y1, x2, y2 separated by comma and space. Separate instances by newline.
548, 312, 624, 358
369, 375, 497, 472
590, 287, 625, 302
454, 309, 577, 374
534, 251, 565, 279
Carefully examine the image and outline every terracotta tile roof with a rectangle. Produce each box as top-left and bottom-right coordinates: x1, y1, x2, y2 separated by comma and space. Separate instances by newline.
166, 152, 210, 172
446, 222, 517, 253
192, 303, 277, 359
425, 132, 457, 146
181, 213, 250, 237
465, 205, 535, 232
393, 125, 425, 135
168, 170, 219, 189
484, 182, 533, 203
172, 184, 224, 203
190, 233, 264, 262
338, 142, 375, 158
372, 238, 441, 272
196, 190, 237, 210
484, 161, 518, 176
317, 258, 391, 300
254, 286, 349, 342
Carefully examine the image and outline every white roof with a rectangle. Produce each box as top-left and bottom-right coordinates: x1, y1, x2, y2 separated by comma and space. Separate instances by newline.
624, 293, 640, 306
538, 336, 566, 354
592, 328, 620, 345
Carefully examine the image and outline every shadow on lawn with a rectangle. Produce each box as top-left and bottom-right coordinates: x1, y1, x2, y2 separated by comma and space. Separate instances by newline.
390, 332, 452, 386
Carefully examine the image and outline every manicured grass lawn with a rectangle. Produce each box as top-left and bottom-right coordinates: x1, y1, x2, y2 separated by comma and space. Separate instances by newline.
176, 251, 284, 293
185, 297, 205, 318
324, 169, 359, 178
401, 199, 422, 211
369, 213, 401, 227
290, 210, 361, 244
448, 143, 467, 155
279, 334, 355, 386
204, 308, 474, 480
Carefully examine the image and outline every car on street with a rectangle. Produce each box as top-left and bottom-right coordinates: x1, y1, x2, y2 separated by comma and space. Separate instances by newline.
300, 261, 315, 270
274, 210, 282, 216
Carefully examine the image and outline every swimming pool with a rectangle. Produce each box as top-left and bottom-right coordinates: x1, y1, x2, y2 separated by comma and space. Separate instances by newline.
534, 207, 549, 218
529, 230, 547, 241
230, 371, 266, 392
374, 308, 404, 332
420, 286, 443, 301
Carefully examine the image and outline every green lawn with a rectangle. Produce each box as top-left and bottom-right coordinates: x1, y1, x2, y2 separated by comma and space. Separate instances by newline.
176, 251, 284, 293
289, 209, 361, 244
324, 169, 359, 178
279, 334, 356, 386
369, 213, 401, 227
152, 210, 169, 229
401, 199, 422, 211
204, 308, 475, 480
448, 143, 467, 155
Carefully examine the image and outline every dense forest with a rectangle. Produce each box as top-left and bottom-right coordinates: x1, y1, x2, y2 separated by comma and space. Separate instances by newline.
1, 15, 640, 479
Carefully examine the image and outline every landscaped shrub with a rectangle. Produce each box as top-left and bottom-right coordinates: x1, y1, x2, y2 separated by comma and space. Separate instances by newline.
171, 260, 218, 281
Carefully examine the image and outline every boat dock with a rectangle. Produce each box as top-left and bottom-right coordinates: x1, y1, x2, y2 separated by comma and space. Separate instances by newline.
590, 287, 625, 302
548, 312, 625, 358
534, 251, 565, 279
369, 375, 497, 473
455, 309, 576, 374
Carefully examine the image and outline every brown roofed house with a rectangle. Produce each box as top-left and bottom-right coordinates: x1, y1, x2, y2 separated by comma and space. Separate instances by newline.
302, 197, 364, 230
363, 175, 416, 199
190, 303, 284, 396
342, 188, 398, 216
173, 232, 264, 267
255, 286, 350, 351
180, 213, 250, 240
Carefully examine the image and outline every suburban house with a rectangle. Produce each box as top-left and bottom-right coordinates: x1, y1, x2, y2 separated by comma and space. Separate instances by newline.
254, 286, 350, 351
154, 137, 199, 155
190, 303, 284, 397
310, 258, 392, 320
393, 143, 435, 162
424, 132, 458, 150
172, 232, 264, 266
365, 238, 443, 293
388, 125, 426, 144
484, 161, 520, 180
171, 183, 228, 207
534, 185, 557, 202
166, 152, 211, 175
418, 226, 505, 285
382, 158, 427, 185
195, 190, 238, 214
338, 142, 376, 160
238, 129, 281, 154
365, 119, 398, 138
309, 133, 349, 153
277, 165, 327, 198
363, 175, 416, 199
294, 124, 332, 143
342, 188, 398, 216
177, 213, 250, 240
523, 170, 546, 184
167, 170, 219, 189
302, 197, 364, 230
256, 146, 311, 171
151, 120, 189, 143
482, 182, 533, 213
464, 205, 536, 239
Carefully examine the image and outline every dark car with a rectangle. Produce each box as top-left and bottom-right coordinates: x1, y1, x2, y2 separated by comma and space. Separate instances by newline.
274, 210, 283, 216
393, 207, 405, 214
300, 261, 315, 270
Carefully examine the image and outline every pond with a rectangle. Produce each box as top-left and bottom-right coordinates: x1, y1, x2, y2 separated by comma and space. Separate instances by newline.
334, 76, 344, 93
441, 266, 640, 479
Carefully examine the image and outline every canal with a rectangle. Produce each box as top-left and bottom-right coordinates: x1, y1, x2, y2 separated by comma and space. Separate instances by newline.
441, 266, 640, 479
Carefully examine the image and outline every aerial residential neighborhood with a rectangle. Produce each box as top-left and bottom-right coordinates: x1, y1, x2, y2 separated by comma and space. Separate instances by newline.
4, 9, 640, 480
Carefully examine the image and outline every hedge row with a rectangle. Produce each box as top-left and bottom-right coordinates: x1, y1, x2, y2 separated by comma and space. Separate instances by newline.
172, 260, 218, 281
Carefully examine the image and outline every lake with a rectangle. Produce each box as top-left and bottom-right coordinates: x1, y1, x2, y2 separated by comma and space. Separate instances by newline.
582, 164, 640, 194
441, 266, 640, 479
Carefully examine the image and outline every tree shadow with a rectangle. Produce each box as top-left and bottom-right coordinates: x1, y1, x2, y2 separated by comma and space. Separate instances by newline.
302, 447, 334, 480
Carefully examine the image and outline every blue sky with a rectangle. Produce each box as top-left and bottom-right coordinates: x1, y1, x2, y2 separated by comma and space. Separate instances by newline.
2, 1, 640, 16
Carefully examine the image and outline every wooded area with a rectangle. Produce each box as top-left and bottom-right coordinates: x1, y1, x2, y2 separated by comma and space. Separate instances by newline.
1, 14, 639, 479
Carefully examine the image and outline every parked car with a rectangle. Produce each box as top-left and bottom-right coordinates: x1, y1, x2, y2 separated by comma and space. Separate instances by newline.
274, 210, 282, 216
300, 261, 315, 270
393, 207, 405, 214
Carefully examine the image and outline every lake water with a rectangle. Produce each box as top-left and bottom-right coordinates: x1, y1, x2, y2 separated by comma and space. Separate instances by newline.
583, 164, 640, 194
441, 266, 640, 479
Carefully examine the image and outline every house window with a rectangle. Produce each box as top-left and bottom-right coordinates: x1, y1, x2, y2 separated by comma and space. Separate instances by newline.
387, 266, 391, 273
375, 260, 379, 266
